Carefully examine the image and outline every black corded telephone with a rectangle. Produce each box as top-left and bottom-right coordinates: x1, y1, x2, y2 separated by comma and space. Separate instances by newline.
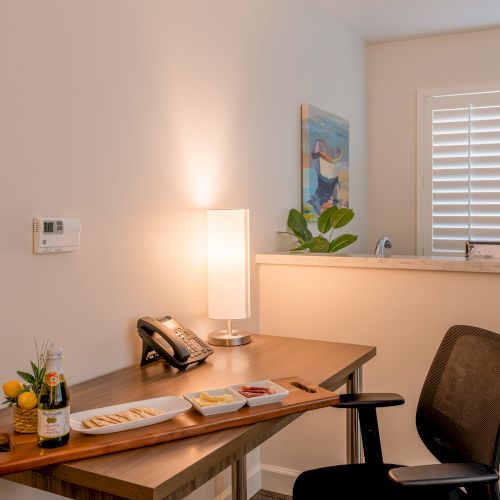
137, 315, 214, 370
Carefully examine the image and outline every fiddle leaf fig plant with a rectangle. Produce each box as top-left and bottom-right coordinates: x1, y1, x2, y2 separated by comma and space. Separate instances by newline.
281, 207, 358, 253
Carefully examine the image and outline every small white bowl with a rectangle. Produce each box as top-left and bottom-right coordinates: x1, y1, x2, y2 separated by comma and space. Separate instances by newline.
183, 387, 246, 416
230, 380, 289, 407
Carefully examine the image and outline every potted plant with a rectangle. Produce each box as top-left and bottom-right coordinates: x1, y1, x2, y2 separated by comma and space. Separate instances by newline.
2, 341, 50, 433
281, 207, 358, 253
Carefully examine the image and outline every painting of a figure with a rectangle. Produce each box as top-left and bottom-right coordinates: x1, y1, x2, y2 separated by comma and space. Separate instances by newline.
301, 104, 349, 221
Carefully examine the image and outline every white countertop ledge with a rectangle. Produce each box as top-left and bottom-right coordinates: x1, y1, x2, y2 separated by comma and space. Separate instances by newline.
255, 252, 500, 274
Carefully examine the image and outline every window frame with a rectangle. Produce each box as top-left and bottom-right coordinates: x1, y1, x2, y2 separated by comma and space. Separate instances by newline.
417, 83, 500, 256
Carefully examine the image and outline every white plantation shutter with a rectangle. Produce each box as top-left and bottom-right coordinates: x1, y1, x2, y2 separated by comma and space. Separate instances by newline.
420, 89, 500, 256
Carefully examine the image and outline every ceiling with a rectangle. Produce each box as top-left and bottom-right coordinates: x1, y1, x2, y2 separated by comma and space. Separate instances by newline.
323, 0, 500, 44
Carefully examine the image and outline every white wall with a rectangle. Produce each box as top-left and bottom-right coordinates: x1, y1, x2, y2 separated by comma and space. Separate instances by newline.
0, 1, 367, 498
368, 28, 500, 255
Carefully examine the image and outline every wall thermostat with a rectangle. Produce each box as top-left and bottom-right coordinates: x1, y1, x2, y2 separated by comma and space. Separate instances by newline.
33, 217, 80, 254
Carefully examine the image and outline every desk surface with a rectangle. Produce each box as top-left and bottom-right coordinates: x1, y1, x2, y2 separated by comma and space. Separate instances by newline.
2, 334, 376, 500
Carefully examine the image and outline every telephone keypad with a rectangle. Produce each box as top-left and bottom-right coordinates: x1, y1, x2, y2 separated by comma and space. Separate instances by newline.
170, 325, 213, 361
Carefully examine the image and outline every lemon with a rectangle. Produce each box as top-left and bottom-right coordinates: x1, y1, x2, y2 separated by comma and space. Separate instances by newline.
2, 380, 23, 399
17, 391, 38, 410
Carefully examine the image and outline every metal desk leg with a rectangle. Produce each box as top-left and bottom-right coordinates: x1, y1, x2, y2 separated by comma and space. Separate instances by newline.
231, 455, 247, 500
346, 367, 362, 464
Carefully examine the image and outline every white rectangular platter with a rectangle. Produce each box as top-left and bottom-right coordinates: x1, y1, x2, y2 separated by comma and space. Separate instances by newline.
70, 396, 192, 435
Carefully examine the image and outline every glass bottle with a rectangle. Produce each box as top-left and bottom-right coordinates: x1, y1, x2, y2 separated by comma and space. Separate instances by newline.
37, 347, 70, 448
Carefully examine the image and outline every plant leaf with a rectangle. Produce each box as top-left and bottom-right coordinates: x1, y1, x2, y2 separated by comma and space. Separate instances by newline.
290, 242, 309, 251
287, 209, 311, 243
293, 229, 314, 245
34, 366, 46, 393
330, 208, 355, 229
309, 236, 330, 253
317, 207, 335, 234
31, 361, 39, 377
16, 371, 35, 385
329, 234, 358, 253
287, 208, 307, 233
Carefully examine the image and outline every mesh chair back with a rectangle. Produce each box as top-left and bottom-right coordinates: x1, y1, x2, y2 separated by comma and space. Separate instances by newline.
416, 325, 500, 499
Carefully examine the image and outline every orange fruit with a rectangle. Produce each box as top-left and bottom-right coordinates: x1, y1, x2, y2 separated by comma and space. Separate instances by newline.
17, 391, 38, 410
2, 380, 23, 399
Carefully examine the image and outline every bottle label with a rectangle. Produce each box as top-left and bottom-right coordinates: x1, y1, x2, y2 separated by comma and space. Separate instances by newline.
38, 407, 70, 438
46, 372, 59, 386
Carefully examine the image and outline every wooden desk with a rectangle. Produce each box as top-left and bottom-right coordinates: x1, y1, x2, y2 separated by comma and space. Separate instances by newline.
1, 334, 375, 500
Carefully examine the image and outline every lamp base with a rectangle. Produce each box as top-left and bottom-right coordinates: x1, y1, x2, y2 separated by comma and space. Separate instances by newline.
207, 329, 252, 347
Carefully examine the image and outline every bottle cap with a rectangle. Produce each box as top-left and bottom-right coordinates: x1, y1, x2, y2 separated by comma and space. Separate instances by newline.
47, 347, 63, 359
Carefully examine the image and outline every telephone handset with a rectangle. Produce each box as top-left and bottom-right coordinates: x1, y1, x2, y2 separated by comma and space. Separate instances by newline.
137, 315, 214, 370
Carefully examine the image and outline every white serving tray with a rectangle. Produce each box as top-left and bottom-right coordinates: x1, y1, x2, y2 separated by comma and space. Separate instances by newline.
183, 387, 246, 416
70, 396, 192, 435
230, 380, 289, 407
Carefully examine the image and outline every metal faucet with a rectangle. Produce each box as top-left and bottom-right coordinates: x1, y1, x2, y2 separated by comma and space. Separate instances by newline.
374, 236, 392, 257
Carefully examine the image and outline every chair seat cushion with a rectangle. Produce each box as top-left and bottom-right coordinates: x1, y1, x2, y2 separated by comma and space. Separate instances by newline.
293, 463, 467, 500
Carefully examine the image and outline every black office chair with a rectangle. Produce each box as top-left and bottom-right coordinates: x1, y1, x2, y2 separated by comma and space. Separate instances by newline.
293, 325, 500, 500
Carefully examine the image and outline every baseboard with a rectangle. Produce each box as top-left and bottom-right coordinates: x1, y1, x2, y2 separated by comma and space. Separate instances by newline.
261, 463, 300, 496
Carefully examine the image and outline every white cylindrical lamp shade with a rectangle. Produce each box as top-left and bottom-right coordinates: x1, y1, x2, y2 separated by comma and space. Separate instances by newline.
207, 209, 250, 320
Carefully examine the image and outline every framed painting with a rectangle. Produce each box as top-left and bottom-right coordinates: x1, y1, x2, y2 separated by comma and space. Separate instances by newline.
301, 104, 349, 221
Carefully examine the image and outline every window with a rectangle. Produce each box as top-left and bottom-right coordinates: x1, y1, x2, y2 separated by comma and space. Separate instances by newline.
418, 87, 500, 256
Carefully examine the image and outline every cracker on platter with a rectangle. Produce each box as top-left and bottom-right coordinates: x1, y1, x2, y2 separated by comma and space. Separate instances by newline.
82, 406, 165, 429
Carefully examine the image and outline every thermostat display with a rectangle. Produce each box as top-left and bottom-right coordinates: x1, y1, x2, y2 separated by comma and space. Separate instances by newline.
33, 217, 80, 254
43, 220, 63, 234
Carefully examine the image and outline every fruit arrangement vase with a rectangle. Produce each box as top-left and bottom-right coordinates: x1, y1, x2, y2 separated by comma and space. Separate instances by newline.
2, 341, 50, 435
13, 405, 38, 434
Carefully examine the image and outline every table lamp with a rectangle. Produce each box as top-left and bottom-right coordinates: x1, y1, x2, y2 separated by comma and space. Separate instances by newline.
206, 209, 252, 346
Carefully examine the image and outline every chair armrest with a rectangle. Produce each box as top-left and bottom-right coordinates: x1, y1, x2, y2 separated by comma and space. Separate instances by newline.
333, 393, 404, 409
389, 463, 499, 488
333, 393, 404, 464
